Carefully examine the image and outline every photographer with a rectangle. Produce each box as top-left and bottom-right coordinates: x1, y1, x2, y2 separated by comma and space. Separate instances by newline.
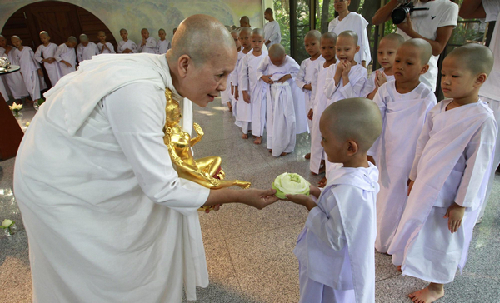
372, 0, 458, 92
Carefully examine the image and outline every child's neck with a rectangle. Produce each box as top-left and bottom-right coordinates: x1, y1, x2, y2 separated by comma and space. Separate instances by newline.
242, 46, 252, 53
123, 38, 128, 42
160, 38, 166, 41
17, 46, 23, 51
100, 41, 106, 44
43, 42, 49, 47
338, 10, 349, 20
310, 52, 320, 60
395, 79, 419, 94
237, 46, 242, 52
252, 49, 262, 56
324, 58, 336, 67
383, 66, 394, 76
450, 91, 479, 108
343, 152, 369, 168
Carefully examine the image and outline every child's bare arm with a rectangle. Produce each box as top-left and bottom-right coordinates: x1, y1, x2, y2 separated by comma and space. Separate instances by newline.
444, 202, 465, 233
278, 74, 292, 83
286, 194, 317, 211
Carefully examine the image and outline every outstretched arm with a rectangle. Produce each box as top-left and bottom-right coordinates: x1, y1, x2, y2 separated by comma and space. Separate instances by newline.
372, 0, 399, 25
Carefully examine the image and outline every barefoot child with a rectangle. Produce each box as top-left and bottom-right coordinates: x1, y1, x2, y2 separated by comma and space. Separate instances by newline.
97, 31, 115, 54
117, 29, 137, 53
12, 36, 42, 102
138, 28, 158, 54
368, 38, 437, 253
296, 30, 325, 158
55, 37, 78, 77
35, 31, 60, 87
157, 28, 172, 54
235, 27, 253, 138
288, 97, 382, 303
258, 44, 306, 156
322, 30, 368, 186
388, 44, 496, 303
310, 32, 337, 177
240, 28, 268, 144
77, 34, 98, 63
362, 33, 404, 100
328, 0, 371, 67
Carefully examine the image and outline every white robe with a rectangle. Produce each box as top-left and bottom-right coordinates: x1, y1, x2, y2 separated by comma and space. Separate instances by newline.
240, 51, 268, 137
294, 164, 379, 303
77, 42, 99, 63
388, 99, 497, 284
117, 40, 138, 53
158, 40, 172, 54
296, 56, 325, 131
360, 67, 395, 98
35, 42, 61, 86
231, 50, 248, 124
328, 12, 372, 65
236, 51, 254, 126
264, 20, 282, 47
97, 42, 116, 54
17, 47, 41, 100
368, 81, 436, 252
310, 63, 330, 174
0, 46, 13, 100
138, 37, 158, 54
5, 48, 29, 99
55, 43, 77, 77
14, 53, 209, 302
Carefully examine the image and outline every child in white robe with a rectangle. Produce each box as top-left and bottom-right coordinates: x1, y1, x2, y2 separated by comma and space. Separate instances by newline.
225, 30, 241, 112
288, 98, 382, 303
258, 44, 303, 156
117, 29, 137, 53
368, 39, 437, 253
12, 36, 42, 101
56, 37, 78, 77
296, 30, 324, 159
35, 31, 60, 87
328, 1, 371, 67
97, 31, 115, 54
2, 37, 29, 100
388, 44, 497, 303
0, 35, 15, 100
322, 31, 368, 186
138, 28, 158, 54
235, 27, 253, 136
362, 33, 403, 99
77, 34, 98, 63
240, 28, 268, 144
157, 28, 172, 54
310, 33, 337, 177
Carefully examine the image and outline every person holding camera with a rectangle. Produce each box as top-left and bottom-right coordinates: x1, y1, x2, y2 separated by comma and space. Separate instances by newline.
372, 0, 458, 92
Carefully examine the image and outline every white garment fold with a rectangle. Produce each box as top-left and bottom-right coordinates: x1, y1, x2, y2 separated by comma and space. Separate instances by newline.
5, 49, 29, 99
55, 43, 77, 77
17, 47, 41, 100
268, 82, 296, 156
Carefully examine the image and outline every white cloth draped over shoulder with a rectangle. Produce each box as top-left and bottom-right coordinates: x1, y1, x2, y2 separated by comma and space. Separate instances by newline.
14, 53, 209, 302
77, 42, 99, 63
294, 164, 379, 303
5, 48, 29, 99
368, 81, 436, 252
310, 63, 330, 174
268, 81, 297, 156
55, 43, 77, 77
328, 12, 372, 65
35, 42, 61, 86
17, 46, 41, 100
388, 100, 497, 282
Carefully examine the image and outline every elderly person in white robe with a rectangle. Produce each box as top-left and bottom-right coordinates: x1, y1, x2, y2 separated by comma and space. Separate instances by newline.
14, 14, 278, 303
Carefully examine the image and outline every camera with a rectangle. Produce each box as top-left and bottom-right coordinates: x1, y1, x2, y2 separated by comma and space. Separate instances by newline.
392, 0, 429, 25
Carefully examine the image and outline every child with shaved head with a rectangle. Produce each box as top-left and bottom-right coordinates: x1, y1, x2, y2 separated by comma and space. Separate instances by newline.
77, 34, 98, 63
388, 44, 496, 303
362, 33, 404, 99
12, 35, 43, 102
97, 31, 115, 54
35, 31, 60, 87
157, 28, 172, 54
368, 38, 437, 254
258, 44, 307, 156
1, 35, 29, 101
288, 97, 382, 303
138, 28, 158, 54
235, 27, 254, 138
226, 29, 242, 112
117, 29, 137, 53
55, 37, 78, 77
296, 30, 325, 158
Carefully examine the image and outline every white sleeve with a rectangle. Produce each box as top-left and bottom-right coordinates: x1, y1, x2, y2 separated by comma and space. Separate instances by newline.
310, 63, 321, 107
296, 60, 308, 88
269, 23, 281, 43
409, 107, 436, 180
367, 86, 387, 158
438, 2, 459, 28
55, 45, 64, 62
240, 55, 249, 91
103, 83, 210, 212
361, 23, 372, 63
257, 56, 270, 76
336, 69, 367, 98
34, 46, 43, 63
324, 65, 338, 98
328, 20, 335, 33
483, 0, 500, 22
455, 117, 497, 209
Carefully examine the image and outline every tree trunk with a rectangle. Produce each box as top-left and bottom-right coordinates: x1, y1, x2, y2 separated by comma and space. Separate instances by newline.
321, 0, 331, 33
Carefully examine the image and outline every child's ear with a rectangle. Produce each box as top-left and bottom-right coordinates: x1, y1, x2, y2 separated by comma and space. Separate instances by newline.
474, 72, 488, 87
420, 64, 429, 75
346, 140, 358, 156
355, 45, 360, 53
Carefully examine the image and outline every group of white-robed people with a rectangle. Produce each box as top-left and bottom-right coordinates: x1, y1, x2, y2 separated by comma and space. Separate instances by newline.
13, 14, 279, 302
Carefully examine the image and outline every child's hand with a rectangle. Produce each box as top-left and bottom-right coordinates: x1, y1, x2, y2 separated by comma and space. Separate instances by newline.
307, 109, 313, 120
444, 202, 465, 233
342, 61, 352, 77
278, 74, 291, 83
37, 68, 43, 77
63, 61, 72, 67
407, 179, 414, 196
376, 71, 387, 87
309, 185, 321, 198
336, 63, 344, 75
261, 75, 273, 84
303, 83, 312, 91
49, 57, 56, 63
234, 88, 239, 100
242, 91, 251, 103
286, 194, 317, 211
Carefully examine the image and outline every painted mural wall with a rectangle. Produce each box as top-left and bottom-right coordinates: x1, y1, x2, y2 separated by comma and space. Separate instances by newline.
1, 0, 264, 44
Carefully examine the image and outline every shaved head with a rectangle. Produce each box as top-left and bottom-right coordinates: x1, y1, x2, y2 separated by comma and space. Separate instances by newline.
141, 28, 148, 32
448, 43, 494, 75
305, 30, 321, 41
338, 31, 358, 46
170, 14, 235, 66
265, 8, 273, 14
97, 31, 105, 36
401, 38, 432, 65
252, 28, 264, 37
240, 16, 250, 27
381, 33, 404, 46
39, 31, 49, 37
321, 32, 337, 45
240, 27, 252, 35
269, 43, 286, 58
79, 34, 88, 42
11, 36, 21, 42
321, 98, 382, 152
67, 36, 77, 43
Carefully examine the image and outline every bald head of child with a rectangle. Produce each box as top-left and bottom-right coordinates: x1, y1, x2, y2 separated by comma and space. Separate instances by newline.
337, 31, 360, 63
320, 98, 382, 167
239, 27, 252, 50
304, 30, 321, 58
269, 44, 286, 67
11, 36, 22, 49
251, 28, 264, 53
39, 31, 51, 46
441, 43, 494, 103
0, 35, 7, 48
158, 28, 167, 41
394, 38, 432, 85
66, 36, 77, 48
97, 31, 107, 44
377, 33, 404, 72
